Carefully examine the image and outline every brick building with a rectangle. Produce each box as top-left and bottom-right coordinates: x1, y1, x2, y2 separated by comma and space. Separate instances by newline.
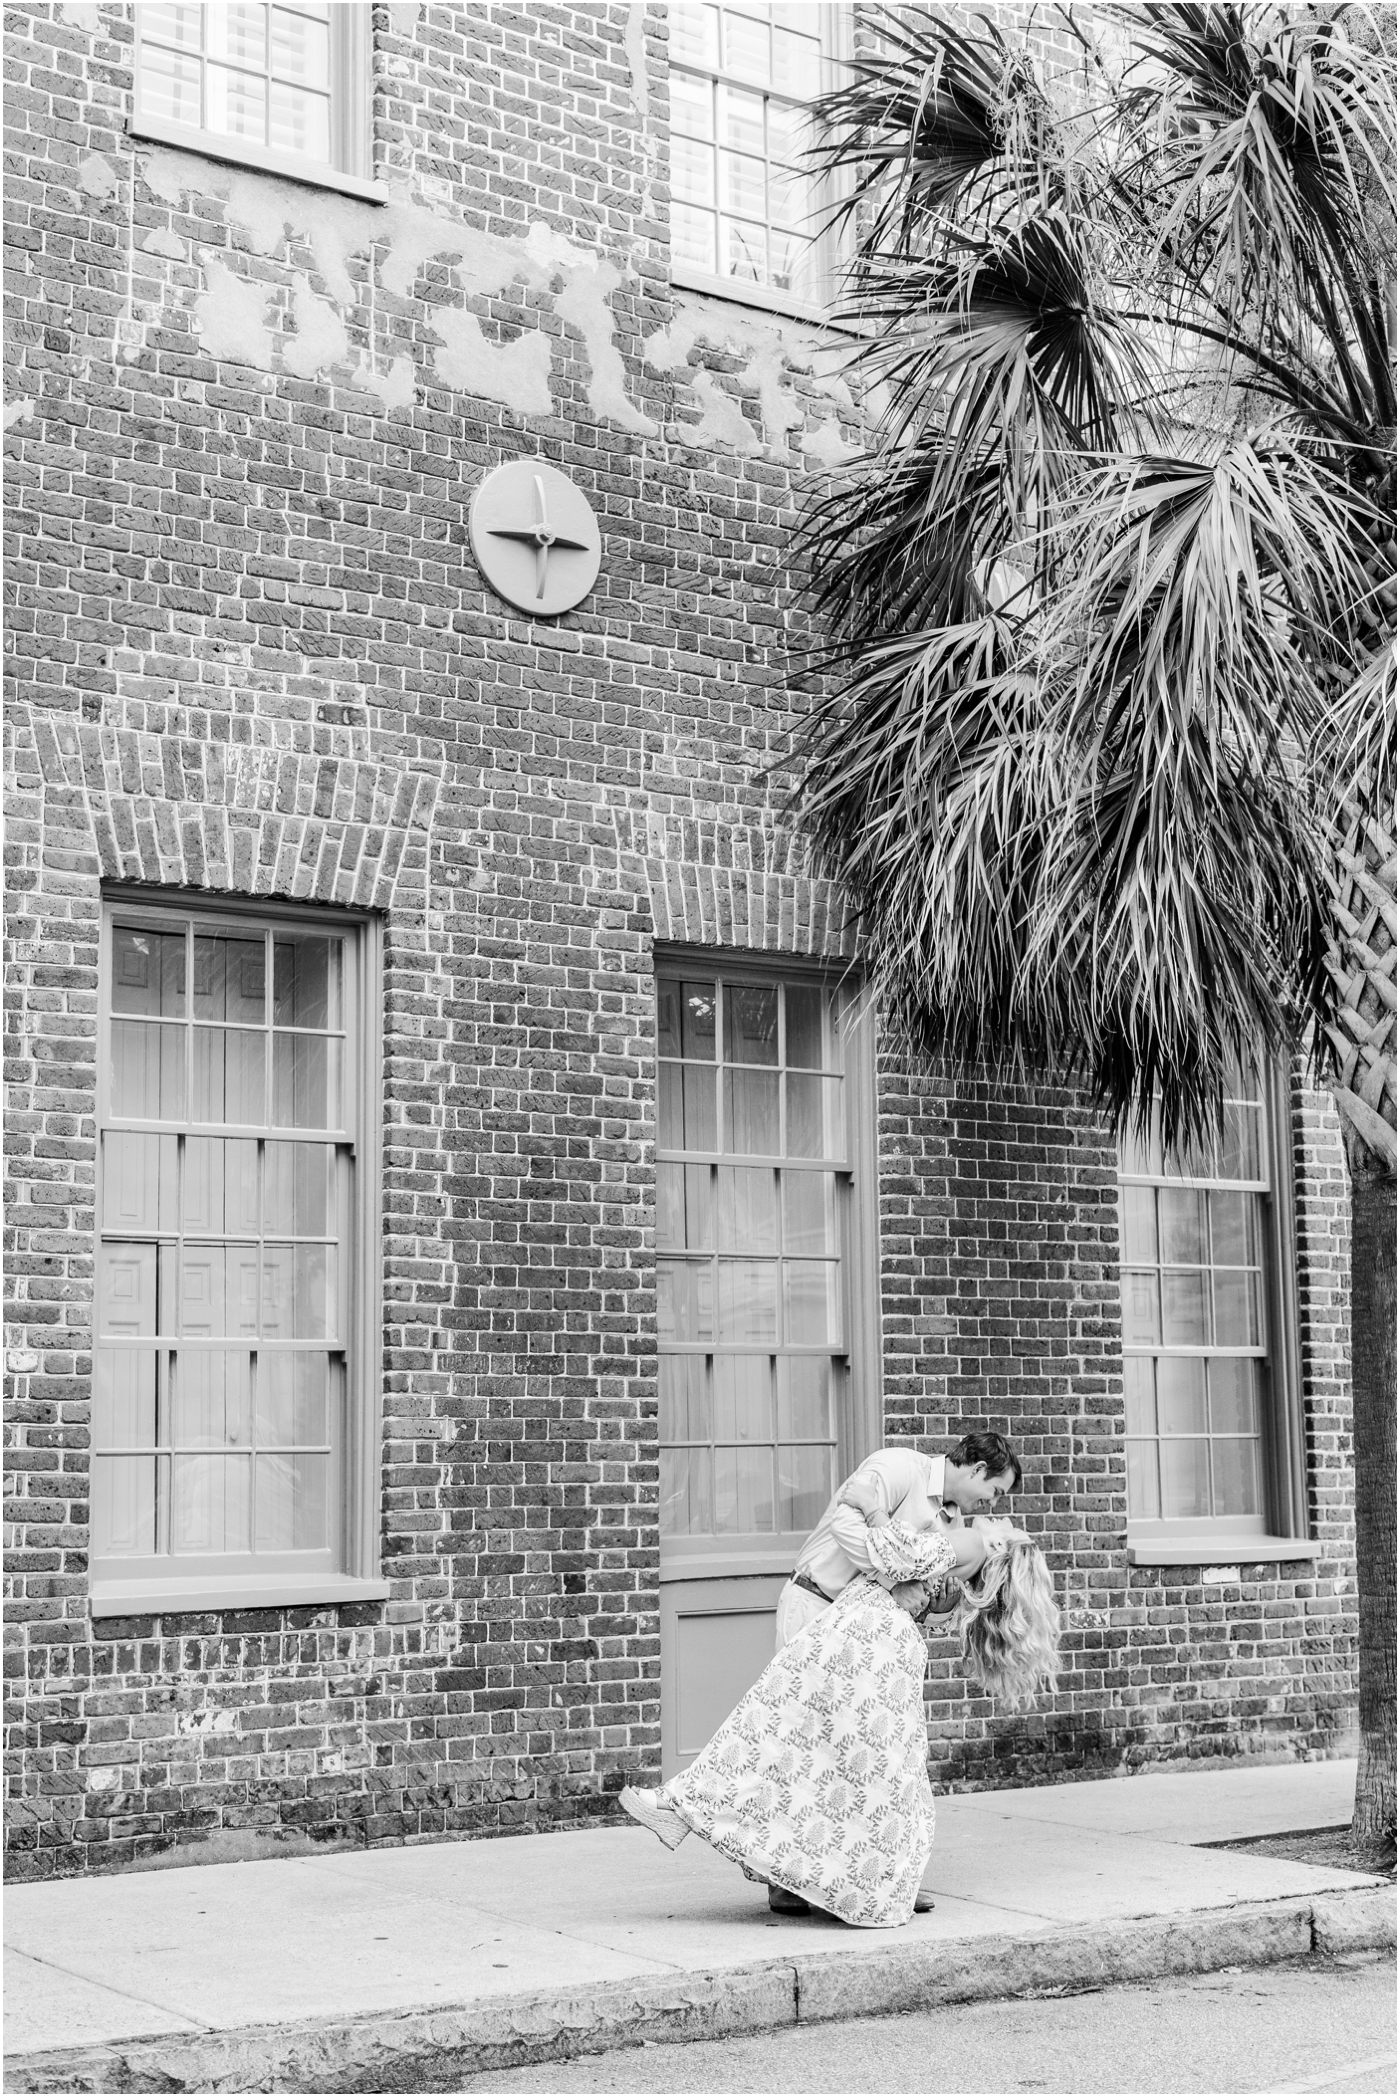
3, 1, 1358, 1881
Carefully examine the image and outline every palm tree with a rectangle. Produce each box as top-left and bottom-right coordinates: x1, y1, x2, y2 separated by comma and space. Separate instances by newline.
792, 5, 1396, 1857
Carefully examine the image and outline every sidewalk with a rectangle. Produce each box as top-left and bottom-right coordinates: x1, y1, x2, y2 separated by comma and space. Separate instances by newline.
4, 1760, 1394, 2094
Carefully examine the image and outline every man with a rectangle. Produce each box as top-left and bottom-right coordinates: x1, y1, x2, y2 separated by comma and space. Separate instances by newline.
774, 1431, 1022, 1651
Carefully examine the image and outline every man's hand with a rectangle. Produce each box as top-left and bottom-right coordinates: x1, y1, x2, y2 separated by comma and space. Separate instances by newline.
837, 1471, 888, 1523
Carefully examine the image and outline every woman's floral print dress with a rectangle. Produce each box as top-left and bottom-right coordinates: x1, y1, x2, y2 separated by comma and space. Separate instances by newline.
659, 1521, 959, 1928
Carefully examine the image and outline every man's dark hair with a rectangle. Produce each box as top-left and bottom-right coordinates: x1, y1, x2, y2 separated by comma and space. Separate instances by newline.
951, 1432, 1022, 1491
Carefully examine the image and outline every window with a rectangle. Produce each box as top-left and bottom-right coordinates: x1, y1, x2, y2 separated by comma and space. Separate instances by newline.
1118, 1063, 1313, 1564
131, 4, 379, 200
92, 897, 386, 1615
667, 3, 845, 315
656, 965, 873, 1557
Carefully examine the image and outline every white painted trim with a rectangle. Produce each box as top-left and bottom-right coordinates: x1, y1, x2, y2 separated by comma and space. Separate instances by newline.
1126, 1537, 1321, 1566
91, 1576, 392, 1617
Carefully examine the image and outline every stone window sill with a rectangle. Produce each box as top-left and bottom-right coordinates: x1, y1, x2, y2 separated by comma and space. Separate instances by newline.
90, 1575, 391, 1619
1126, 1537, 1321, 1566
127, 116, 388, 205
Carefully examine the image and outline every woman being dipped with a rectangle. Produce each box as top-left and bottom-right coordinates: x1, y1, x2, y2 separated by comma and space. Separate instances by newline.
619, 1478, 1059, 1928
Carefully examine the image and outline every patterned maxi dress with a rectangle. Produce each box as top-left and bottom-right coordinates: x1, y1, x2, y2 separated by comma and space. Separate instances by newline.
658, 1522, 960, 1928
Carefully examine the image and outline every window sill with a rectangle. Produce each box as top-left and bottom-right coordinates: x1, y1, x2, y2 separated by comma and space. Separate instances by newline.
127, 116, 388, 204
90, 1574, 392, 1618
669, 261, 847, 329
1126, 1537, 1320, 1566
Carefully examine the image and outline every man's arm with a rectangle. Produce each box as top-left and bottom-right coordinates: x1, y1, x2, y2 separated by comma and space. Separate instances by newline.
828, 1450, 925, 1568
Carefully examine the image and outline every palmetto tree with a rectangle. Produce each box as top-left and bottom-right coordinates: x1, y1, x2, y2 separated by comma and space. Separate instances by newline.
793, 4, 1396, 1856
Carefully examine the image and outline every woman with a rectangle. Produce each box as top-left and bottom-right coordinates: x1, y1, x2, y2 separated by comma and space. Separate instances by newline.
619, 1507, 1060, 1929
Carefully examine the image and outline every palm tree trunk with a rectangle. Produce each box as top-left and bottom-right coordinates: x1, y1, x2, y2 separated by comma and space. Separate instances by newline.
1348, 1162, 1396, 1861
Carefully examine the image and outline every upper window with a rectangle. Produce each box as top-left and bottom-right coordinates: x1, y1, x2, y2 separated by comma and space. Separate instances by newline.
92, 897, 385, 1615
668, 3, 844, 313
131, 4, 377, 198
1117, 1063, 1311, 1562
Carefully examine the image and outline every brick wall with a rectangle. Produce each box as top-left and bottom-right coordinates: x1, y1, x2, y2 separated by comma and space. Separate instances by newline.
3, 1, 1356, 1879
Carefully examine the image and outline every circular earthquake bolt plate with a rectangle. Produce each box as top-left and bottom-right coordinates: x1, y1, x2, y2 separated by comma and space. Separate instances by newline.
469, 460, 602, 617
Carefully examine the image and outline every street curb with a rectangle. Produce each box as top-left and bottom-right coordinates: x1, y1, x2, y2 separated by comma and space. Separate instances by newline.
4, 1886, 1394, 2094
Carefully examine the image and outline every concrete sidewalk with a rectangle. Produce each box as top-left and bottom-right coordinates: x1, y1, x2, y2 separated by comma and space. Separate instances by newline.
4, 1761, 1394, 2093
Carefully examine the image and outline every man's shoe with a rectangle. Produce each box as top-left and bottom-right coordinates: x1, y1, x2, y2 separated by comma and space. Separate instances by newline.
767, 1883, 811, 1914
913, 1888, 935, 1913
618, 1786, 689, 1850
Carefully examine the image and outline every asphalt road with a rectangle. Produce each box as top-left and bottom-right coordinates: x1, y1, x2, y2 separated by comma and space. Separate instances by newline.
426, 1954, 1397, 2096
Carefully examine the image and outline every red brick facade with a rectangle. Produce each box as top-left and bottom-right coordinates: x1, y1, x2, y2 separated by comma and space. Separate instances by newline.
3, 1, 1357, 1879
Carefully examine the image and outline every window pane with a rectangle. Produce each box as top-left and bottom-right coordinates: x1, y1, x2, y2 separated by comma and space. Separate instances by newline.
193, 934, 265, 1022
1119, 1184, 1157, 1265
784, 985, 827, 1069
257, 1352, 331, 1445
142, 5, 203, 48
717, 1166, 777, 1252
1123, 1354, 1155, 1436
770, 161, 813, 227
660, 1446, 713, 1535
784, 1259, 839, 1346
725, 217, 767, 281
669, 70, 715, 141
722, 11, 770, 81
778, 1442, 833, 1533
712, 1353, 772, 1441
273, 934, 342, 1030
1221, 1101, 1262, 1180
657, 1257, 714, 1343
770, 228, 816, 296
93, 1455, 160, 1556
207, 3, 267, 67
714, 1443, 774, 1533
785, 1073, 843, 1158
93, 1349, 157, 1447
173, 1350, 252, 1449
98, 1242, 159, 1339
1156, 1355, 1206, 1435
1161, 1268, 1209, 1345
772, 28, 821, 95
716, 1258, 777, 1343
678, 981, 717, 1059
138, 39, 204, 125
722, 150, 766, 217
182, 1136, 260, 1235
180, 1246, 260, 1338
1122, 1271, 1160, 1345
264, 1141, 335, 1237
782, 1170, 834, 1254
1126, 1439, 1160, 1519
1159, 1187, 1207, 1265
261, 1243, 335, 1339
725, 1068, 779, 1153
111, 1020, 186, 1120
672, 204, 718, 273
194, 1026, 266, 1124
102, 1131, 178, 1233
1160, 1439, 1210, 1518
206, 63, 267, 140
172, 1453, 252, 1552
271, 81, 330, 160
724, 983, 778, 1065
670, 3, 719, 68
271, 5, 329, 83
659, 1352, 710, 1442
1211, 1437, 1261, 1518
1209, 1189, 1256, 1267
256, 1453, 329, 1550
1208, 1356, 1258, 1435
113, 927, 186, 1016
721, 84, 765, 155
1213, 1267, 1261, 1345
657, 979, 684, 1058
272, 1033, 341, 1128
672, 135, 716, 205
659, 1062, 717, 1151
778, 1355, 830, 1440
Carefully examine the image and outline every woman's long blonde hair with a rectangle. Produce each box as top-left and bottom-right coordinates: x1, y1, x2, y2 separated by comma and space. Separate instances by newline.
959, 1539, 1060, 1710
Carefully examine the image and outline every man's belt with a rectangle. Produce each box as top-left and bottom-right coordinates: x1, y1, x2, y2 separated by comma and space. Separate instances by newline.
790, 1570, 835, 1603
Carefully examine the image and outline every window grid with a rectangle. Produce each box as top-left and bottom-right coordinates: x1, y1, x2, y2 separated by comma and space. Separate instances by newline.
1119, 1080, 1270, 1527
657, 973, 847, 1543
136, 2, 336, 170
96, 906, 357, 1578
669, 2, 826, 299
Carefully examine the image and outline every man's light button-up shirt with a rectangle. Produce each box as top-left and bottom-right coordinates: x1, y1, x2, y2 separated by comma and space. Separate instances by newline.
793, 1447, 964, 1599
